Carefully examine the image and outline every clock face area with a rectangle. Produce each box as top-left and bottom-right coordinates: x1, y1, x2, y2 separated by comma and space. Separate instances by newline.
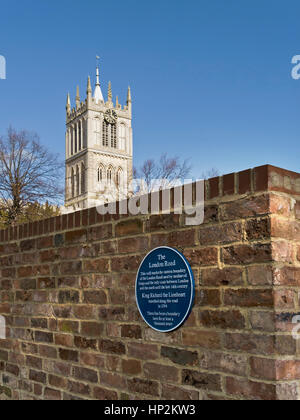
104, 109, 118, 124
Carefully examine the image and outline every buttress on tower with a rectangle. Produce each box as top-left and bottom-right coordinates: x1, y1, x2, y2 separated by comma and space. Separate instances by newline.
64, 64, 133, 211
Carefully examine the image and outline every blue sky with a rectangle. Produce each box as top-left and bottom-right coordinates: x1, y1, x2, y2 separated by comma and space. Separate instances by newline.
1, 0, 300, 178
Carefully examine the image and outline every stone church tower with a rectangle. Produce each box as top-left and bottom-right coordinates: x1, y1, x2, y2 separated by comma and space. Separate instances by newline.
64, 64, 133, 210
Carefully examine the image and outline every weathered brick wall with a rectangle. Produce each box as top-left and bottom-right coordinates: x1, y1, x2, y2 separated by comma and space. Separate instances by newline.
1, 165, 300, 400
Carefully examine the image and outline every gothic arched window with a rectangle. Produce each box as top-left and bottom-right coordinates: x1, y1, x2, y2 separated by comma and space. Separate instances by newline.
98, 165, 104, 182
107, 166, 113, 185
102, 121, 109, 147
81, 119, 86, 149
71, 168, 75, 198
81, 163, 85, 194
78, 121, 82, 151
111, 124, 117, 148
74, 125, 78, 154
71, 128, 74, 155
116, 168, 123, 188
76, 166, 80, 196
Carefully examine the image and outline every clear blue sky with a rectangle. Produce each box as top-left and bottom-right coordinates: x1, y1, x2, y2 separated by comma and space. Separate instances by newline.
1, 0, 300, 178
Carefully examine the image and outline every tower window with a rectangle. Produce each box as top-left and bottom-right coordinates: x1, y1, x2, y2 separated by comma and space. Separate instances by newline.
120, 124, 126, 150
76, 166, 80, 196
98, 166, 104, 182
74, 126, 78, 154
78, 121, 82, 151
116, 168, 123, 187
71, 128, 74, 155
71, 168, 75, 198
107, 167, 113, 184
83, 119, 86, 148
111, 124, 117, 148
103, 121, 109, 147
81, 163, 85, 194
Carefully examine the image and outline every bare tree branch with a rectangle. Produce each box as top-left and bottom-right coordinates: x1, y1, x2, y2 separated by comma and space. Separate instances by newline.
0, 127, 64, 225
134, 153, 192, 193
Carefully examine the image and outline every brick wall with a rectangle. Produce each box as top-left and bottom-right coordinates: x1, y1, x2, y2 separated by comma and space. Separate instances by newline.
1, 164, 300, 400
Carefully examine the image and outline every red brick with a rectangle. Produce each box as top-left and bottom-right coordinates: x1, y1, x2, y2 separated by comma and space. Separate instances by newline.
122, 359, 142, 375
196, 289, 221, 307
199, 309, 246, 330
182, 330, 221, 349
65, 229, 87, 244
80, 353, 105, 368
223, 173, 235, 195
201, 267, 243, 286
73, 367, 98, 383
115, 219, 143, 237
99, 339, 126, 355
274, 289, 295, 309
209, 177, 219, 198
121, 325, 142, 339
59, 348, 78, 362
83, 259, 109, 273
182, 369, 221, 392
37, 236, 53, 249
254, 165, 269, 192
224, 289, 273, 308
148, 214, 180, 231
89, 224, 112, 241
118, 236, 148, 254
81, 322, 104, 337
74, 336, 97, 351
273, 267, 300, 286
199, 223, 242, 245
151, 230, 196, 248
225, 333, 274, 355
272, 218, 300, 241
83, 290, 107, 305
162, 384, 199, 400
68, 380, 90, 396
270, 194, 291, 217
246, 218, 271, 240
239, 169, 252, 194
226, 377, 276, 400
100, 372, 126, 390
185, 248, 218, 267
128, 343, 159, 360
223, 244, 272, 265
111, 256, 141, 272
272, 241, 294, 263
247, 265, 273, 285
44, 387, 61, 400
144, 362, 179, 382
48, 374, 68, 389
127, 378, 159, 397
199, 351, 247, 376
221, 195, 269, 221
29, 369, 46, 384
93, 386, 118, 400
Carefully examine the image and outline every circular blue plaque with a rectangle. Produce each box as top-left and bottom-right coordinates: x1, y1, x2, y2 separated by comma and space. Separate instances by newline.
136, 247, 195, 333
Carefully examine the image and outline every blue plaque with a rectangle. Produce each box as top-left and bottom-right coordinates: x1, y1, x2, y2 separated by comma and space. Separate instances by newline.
136, 247, 195, 333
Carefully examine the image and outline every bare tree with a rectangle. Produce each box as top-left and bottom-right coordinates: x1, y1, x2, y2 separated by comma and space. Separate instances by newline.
134, 153, 192, 193
201, 168, 220, 180
0, 128, 64, 225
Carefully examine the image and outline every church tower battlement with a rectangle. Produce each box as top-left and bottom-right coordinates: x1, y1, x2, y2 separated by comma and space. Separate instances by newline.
64, 62, 133, 211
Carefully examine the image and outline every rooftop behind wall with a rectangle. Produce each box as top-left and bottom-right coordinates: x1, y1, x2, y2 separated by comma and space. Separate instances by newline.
1, 164, 300, 400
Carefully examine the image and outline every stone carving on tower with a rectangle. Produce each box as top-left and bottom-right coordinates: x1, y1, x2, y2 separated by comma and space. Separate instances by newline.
64, 62, 133, 211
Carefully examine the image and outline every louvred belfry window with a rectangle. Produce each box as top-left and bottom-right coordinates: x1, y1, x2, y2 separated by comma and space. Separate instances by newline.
111, 124, 117, 148
103, 121, 109, 147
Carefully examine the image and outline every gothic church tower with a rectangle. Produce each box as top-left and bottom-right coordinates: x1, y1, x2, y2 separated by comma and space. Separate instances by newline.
64, 64, 133, 210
